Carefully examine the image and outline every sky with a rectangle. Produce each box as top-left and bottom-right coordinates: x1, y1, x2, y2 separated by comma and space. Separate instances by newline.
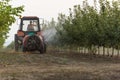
4, 0, 114, 46
10, 0, 87, 20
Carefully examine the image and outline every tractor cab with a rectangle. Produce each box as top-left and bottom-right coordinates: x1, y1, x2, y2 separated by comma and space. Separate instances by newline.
15, 16, 46, 53
18, 16, 42, 36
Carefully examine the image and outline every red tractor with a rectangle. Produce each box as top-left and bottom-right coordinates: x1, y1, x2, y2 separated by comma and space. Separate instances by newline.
14, 16, 46, 53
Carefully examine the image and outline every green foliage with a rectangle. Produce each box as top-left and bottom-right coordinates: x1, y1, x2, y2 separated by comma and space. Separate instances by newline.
0, 0, 24, 47
55, 0, 120, 49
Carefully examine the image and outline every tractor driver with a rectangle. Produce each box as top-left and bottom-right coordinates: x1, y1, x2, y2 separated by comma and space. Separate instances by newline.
27, 21, 34, 31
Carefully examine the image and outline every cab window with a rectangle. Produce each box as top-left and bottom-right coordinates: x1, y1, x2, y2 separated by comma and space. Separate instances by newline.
22, 20, 39, 31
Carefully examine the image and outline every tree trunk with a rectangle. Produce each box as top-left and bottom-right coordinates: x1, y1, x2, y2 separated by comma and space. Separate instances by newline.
79, 47, 82, 53
83, 47, 86, 54
81, 47, 83, 53
77, 47, 79, 53
117, 49, 119, 57
103, 46, 105, 56
88, 46, 91, 55
107, 47, 109, 56
111, 47, 114, 57
98, 46, 100, 55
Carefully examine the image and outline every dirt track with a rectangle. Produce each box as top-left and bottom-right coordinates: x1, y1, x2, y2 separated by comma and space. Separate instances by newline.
0, 51, 120, 80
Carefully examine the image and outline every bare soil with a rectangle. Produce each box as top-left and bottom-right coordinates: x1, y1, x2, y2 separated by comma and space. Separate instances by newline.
0, 50, 120, 80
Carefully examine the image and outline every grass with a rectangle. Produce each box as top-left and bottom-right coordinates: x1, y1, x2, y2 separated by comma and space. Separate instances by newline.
0, 48, 119, 80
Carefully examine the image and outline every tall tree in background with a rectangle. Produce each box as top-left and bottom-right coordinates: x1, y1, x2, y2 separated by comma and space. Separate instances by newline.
42, 18, 56, 30
55, 0, 120, 52
0, 0, 24, 47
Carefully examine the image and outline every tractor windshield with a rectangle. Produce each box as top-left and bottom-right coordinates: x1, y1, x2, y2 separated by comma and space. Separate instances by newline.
22, 20, 39, 31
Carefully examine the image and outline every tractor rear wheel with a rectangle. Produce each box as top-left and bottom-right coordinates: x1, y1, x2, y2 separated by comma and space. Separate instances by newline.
39, 45, 44, 54
22, 46, 26, 52
14, 34, 19, 51
39, 42, 46, 54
